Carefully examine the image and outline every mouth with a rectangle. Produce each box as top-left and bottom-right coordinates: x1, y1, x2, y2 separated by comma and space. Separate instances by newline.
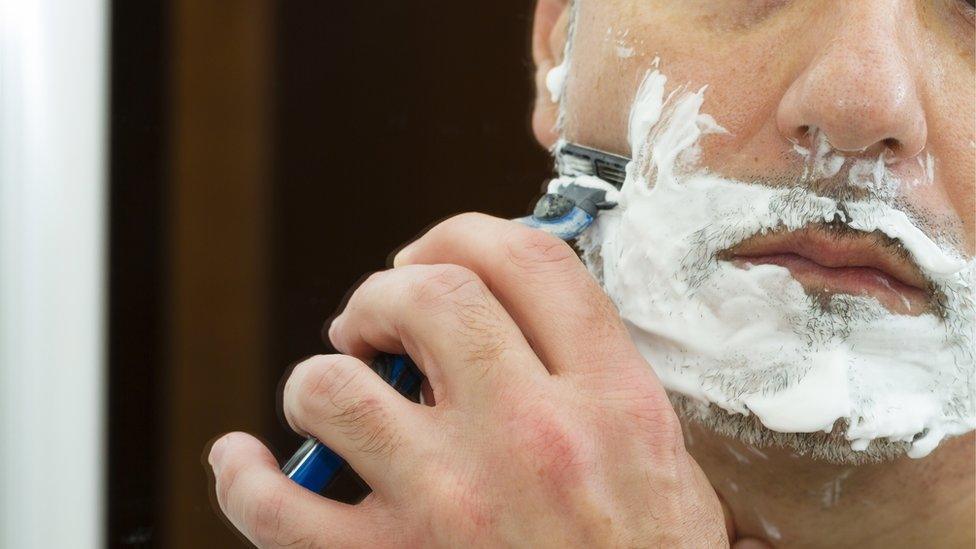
722, 226, 933, 316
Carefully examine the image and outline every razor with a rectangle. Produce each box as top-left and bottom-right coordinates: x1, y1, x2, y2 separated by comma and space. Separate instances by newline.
282, 143, 631, 495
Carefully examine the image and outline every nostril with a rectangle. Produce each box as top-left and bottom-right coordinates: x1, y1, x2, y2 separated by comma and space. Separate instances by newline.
787, 125, 813, 145
882, 137, 904, 157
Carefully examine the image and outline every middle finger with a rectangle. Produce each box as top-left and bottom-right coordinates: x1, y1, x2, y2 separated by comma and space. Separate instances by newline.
328, 263, 547, 405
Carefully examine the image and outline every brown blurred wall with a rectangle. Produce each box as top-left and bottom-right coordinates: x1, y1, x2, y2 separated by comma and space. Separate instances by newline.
108, 1, 550, 546
164, 0, 273, 545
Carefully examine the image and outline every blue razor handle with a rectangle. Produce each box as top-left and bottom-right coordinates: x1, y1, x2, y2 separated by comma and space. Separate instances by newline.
517, 185, 608, 241
283, 144, 631, 494
282, 354, 424, 494
518, 150, 625, 240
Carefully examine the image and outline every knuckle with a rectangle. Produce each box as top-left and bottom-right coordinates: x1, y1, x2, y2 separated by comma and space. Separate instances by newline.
310, 355, 362, 400
410, 264, 485, 310
654, 408, 686, 447
333, 394, 400, 459
503, 227, 580, 274
216, 455, 246, 509
421, 212, 493, 249
291, 355, 364, 420
289, 356, 400, 460
246, 489, 311, 548
285, 355, 360, 405
409, 264, 509, 368
246, 489, 289, 546
414, 266, 508, 365
441, 212, 493, 234
359, 269, 387, 291
516, 409, 590, 487
458, 330, 507, 365
345, 270, 388, 310
630, 396, 686, 454
588, 373, 687, 459
344, 270, 389, 310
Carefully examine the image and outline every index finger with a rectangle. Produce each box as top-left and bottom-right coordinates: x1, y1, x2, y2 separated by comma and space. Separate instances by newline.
393, 213, 643, 377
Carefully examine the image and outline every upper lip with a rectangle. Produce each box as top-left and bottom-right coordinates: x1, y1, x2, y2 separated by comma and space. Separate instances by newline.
724, 226, 930, 293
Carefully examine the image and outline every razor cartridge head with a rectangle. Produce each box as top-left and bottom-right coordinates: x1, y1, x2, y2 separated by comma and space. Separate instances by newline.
556, 142, 630, 189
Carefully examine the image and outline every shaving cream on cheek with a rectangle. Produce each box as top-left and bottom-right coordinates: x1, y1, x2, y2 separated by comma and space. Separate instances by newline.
571, 62, 976, 458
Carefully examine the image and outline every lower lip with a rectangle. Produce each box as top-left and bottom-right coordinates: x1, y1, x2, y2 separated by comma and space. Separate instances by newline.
729, 253, 929, 316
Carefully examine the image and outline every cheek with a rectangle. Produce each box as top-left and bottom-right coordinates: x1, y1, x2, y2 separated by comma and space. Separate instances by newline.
925, 146, 976, 256
898, 14, 976, 255
564, 4, 796, 160
913, 82, 975, 255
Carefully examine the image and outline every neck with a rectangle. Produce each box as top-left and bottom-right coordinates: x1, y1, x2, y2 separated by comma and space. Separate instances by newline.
682, 421, 975, 547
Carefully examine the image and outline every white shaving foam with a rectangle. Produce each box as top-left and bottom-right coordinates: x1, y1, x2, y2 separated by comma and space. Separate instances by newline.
568, 66, 976, 458
792, 129, 938, 202
546, 61, 568, 104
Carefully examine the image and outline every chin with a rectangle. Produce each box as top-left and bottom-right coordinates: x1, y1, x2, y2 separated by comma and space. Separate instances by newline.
668, 393, 915, 465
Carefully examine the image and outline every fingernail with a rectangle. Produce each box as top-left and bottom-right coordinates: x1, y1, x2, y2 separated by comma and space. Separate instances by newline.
209, 435, 228, 470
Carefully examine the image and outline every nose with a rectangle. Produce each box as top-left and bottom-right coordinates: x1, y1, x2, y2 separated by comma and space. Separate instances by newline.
776, 4, 927, 159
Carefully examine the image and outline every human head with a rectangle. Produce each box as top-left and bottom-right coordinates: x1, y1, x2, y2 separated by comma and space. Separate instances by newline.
531, 0, 975, 462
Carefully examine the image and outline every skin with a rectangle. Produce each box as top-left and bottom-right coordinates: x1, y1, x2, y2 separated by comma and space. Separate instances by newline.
684, 421, 975, 547
208, 0, 975, 546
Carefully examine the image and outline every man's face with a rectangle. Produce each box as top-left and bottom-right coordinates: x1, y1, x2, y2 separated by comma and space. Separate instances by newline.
563, 0, 973, 251
543, 0, 975, 461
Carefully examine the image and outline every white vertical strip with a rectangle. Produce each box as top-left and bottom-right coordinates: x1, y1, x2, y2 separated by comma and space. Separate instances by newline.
0, 0, 107, 547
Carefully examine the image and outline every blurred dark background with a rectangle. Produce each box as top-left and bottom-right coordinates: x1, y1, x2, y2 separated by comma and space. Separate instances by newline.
109, 0, 550, 546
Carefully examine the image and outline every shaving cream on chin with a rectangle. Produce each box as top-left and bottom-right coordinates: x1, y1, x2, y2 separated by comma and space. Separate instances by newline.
571, 63, 976, 458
